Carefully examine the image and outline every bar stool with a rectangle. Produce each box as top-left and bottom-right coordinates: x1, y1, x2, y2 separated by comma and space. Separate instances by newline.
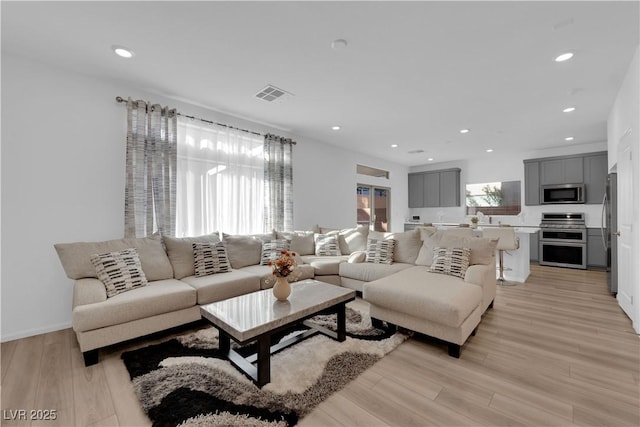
482, 226, 520, 286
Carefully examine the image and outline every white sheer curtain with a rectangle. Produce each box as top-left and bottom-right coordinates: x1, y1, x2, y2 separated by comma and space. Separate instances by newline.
176, 118, 265, 237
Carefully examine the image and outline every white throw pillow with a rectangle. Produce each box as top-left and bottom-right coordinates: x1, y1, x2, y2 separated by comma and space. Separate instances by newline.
365, 238, 395, 264
429, 247, 471, 279
91, 248, 148, 298
314, 234, 342, 256
260, 239, 291, 265
193, 242, 231, 277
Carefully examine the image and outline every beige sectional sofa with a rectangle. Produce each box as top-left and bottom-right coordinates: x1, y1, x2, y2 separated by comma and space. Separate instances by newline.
55, 225, 497, 365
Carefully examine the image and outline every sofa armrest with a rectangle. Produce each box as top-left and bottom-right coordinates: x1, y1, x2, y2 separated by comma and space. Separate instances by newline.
464, 264, 492, 287
464, 262, 496, 311
73, 278, 107, 308
348, 251, 366, 263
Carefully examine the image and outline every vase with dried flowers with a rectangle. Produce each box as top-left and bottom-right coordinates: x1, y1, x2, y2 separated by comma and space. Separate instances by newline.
268, 249, 298, 301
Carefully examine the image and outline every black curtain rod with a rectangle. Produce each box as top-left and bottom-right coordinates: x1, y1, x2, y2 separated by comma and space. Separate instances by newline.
115, 96, 274, 139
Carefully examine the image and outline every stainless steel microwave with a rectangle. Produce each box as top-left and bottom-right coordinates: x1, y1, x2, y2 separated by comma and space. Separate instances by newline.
541, 184, 585, 204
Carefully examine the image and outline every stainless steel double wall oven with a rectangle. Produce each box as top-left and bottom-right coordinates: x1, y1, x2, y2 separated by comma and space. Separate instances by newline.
539, 213, 587, 269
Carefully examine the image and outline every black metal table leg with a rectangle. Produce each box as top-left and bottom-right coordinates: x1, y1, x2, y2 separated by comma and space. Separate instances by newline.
336, 302, 347, 342
256, 335, 271, 387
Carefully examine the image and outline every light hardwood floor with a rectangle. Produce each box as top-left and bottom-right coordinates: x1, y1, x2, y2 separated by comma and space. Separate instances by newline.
2, 265, 639, 426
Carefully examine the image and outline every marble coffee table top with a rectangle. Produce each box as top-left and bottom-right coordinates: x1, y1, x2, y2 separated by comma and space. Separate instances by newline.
200, 279, 356, 343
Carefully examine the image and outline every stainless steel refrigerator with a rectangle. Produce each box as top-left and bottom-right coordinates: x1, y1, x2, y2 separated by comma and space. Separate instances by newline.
602, 173, 618, 294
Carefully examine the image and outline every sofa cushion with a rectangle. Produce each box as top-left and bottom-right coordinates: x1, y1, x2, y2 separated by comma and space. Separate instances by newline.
314, 234, 341, 256
223, 233, 274, 269
193, 242, 231, 277
369, 229, 421, 264
365, 238, 395, 264
163, 233, 221, 279
90, 248, 148, 298
275, 231, 315, 255
363, 266, 482, 327
55, 236, 174, 281
72, 279, 196, 332
415, 230, 448, 266
339, 261, 414, 282
181, 269, 261, 305
299, 255, 348, 275
260, 239, 291, 265
430, 247, 471, 279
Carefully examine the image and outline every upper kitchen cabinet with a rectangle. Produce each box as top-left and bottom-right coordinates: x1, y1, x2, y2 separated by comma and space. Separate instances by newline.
408, 173, 424, 208
408, 168, 460, 208
583, 153, 608, 204
524, 160, 540, 205
524, 151, 607, 205
540, 156, 583, 185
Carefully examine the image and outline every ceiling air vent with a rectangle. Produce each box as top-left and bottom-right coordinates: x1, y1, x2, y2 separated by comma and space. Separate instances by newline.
255, 84, 292, 102
408, 149, 425, 154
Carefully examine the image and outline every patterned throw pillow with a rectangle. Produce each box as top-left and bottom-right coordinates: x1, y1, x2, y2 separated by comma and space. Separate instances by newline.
430, 247, 471, 279
365, 238, 395, 264
314, 234, 342, 256
260, 239, 291, 265
91, 248, 148, 298
193, 242, 231, 277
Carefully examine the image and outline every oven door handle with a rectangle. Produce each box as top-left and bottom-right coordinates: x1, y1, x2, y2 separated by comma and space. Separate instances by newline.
601, 193, 608, 251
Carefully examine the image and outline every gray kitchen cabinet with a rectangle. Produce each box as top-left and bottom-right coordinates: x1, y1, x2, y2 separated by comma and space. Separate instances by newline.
587, 228, 607, 269
524, 151, 606, 205
540, 156, 583, 185
407, 168, 461, 208
530, 230, 539, 262
439, 169, 460, 207
524, 160, 540, 205
583, 153, 608, 204
423, 172, 441, 207
408, 173, 424, 208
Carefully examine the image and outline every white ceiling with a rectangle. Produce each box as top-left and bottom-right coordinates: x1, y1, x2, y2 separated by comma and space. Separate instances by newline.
2, 1, 639, 166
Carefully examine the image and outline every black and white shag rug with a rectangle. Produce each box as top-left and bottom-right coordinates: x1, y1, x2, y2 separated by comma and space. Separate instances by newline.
122, 307, 408, 427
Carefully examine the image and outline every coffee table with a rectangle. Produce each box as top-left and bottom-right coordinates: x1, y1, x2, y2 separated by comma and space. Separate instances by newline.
200, 279, 356, 387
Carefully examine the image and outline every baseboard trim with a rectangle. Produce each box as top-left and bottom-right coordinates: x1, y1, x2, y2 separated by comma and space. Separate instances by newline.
1, 321, 72, 343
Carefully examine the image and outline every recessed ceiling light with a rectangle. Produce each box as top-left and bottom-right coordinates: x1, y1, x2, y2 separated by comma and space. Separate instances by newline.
563, 107, 576, 113
460, 129, 470, 134
565, 136, 574, 141
112, 45, 134, 58
486, 149, 494, 153
331, 39, 348, 50
331, 126, 341, 131
555, 52, 574, 62
391, 144, 398, 148
428, 158, 434, 161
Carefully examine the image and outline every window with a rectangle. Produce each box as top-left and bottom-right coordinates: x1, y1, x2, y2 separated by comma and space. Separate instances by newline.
176, 118, 265, 236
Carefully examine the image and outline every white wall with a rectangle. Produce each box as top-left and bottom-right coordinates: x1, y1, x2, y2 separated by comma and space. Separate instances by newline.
608, 45, 639, 333
0, 53, 408, 341
409, 142, 607, 228
294, 140, 408, 232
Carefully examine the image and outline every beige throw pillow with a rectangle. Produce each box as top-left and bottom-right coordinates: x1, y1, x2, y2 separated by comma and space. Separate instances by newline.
370, 229, 421, 264
163, 233, 221, 279
223, 234, 268, 269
